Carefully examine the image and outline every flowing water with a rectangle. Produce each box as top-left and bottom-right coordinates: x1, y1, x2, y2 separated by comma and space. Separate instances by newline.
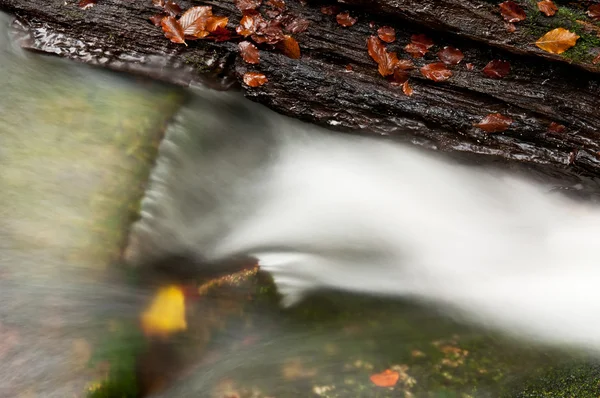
3, 11, 600, 398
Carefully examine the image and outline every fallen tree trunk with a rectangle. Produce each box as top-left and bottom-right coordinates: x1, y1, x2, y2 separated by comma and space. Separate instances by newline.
2, 0, 600, 189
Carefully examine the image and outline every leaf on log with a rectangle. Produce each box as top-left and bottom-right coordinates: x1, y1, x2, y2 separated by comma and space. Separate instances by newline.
499, 1, 526, 23
482, 59, 510, 78
236, 0, 262, 12
278, 35, 301, 59
243, 71, 268, 87
239, 41, 260, 64
588, 4, 600, 21
337, 12, 357, 27
377, 26, 396, 43
420, 62, 452, 82
368, 35, 399, 77
437, 46, 464, 65
161, 16, 186, 45
537, 0, 558, 17
535, 28, 579, 54
474, 113, 513, 132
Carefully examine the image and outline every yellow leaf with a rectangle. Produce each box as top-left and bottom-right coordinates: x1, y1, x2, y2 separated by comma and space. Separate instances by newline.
535, 28, 579, 54
141, 285, 187, 337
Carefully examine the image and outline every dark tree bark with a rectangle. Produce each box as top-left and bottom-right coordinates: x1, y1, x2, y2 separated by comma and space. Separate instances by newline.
2, 0, 600, 190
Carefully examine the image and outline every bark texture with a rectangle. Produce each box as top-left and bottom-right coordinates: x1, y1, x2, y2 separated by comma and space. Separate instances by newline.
2, 0, 600, 189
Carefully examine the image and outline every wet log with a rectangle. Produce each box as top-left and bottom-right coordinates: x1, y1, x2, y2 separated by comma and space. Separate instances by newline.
2, 0, 600, 189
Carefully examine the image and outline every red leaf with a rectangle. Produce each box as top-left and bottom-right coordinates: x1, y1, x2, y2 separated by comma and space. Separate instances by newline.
236, 0, 262, 12
239, 41, 260, 64
437, 46, 464, 65
337, 12, 357, 27
237, 11, 264, 37
161, 16, 186, 45
78, 0, 96, 10
389, 69, 409, 85
367, 35, 399, 77
420, 63, 452, 82
149, 13, 167, 27
320, 5, 340, 15
208, 26, 233, 42
482, 59, 510, 78
548, 122, 565, 133
243, 71, 268, 87
164, 1, 182, 17
396, 59, 415, 70
377, 26, 396, 43
411, 34, 434, 49
404, 43, 429, 58
402, 81, 413, 96
474, 113, 513, 133
266, 0, 285, 10
278, 35, 301, 59
499, 1, 526, 23
370, 370, 400, 387
588, 4, 600, 20
537, 0, 558, 17
284, 17, 309, 34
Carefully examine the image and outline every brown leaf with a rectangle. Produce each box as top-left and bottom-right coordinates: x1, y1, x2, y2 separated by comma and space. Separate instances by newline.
266, 0, 285, 10
78, 0, 96, 10
411, 34, 434, 48
420, 62, 452, 81
243, 71, 268, 87
466, 63, 474, 70
396, 59, 415, 70
278, 35, 301, 59
161, 16, 186, 45
474, 113, 513, 133
402, 81, 413, 96
389, 69, 409, 85
588, 5, 600, 20
237, 11, 264, 37
537, 0, 558, 17
437, 46, 464, 65
153, 0, 165, 6
321, 5, 340, 15
252, 19, 285, 44
535, 28, 579, 54
505, 22, 516, 32
482, 59, 510, 78
593, 53, 600, 64
284, 17, 309, 34
206, 16, 229, 33
404, 43, 429, 58
239, 41, 260, 64
345, 64, 353, 71
548, 122, 566, 133
367, 35, 399, 76
179, 6, 213, 37
377, 26, 396, 43
208, 26, 234, 42
149, 13, 167, 27
164, 1, 182, 17
337, 12, 357, 27
236, 0, 262, 11
370, 369, 400, 387
499, 1, 526, 23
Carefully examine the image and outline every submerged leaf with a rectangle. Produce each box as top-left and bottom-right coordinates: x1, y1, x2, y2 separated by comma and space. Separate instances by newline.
535, 28, 579, 54
370, 369, 400, 387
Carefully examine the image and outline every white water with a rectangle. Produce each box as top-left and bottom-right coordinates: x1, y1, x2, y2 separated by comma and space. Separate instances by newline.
127, 85, 600, 354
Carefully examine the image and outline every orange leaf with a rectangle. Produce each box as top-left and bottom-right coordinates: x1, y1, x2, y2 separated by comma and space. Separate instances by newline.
402, 81, 413, 96
243, 71, 268, 87
474, 113, 513, 133
179, 6, 212, 37
206, 16, 228, 33
161, 16, 186, 45
537, 0, 557, 17
239, 41, 260, 64
377, 26, 396, 43
370, 369, 400, 387
367, 36, 399, 76
535, 28, 579, 54
420, 62, 452, 82
237, 11, 264, 37
279, 35, 301, 59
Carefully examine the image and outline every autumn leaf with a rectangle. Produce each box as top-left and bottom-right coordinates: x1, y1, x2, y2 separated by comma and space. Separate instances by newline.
368, 35, 399, 76
141, 285, 187, 338
499, 1, 526, 23
437, 46, 464, 65
237, 11, 264, 37
377, 26, 396, 43
236, 0, 262, 12
412, 34, 434, 48
149, 13, 167, 27
474, 113, 513, 133
588, 5, 600, 21
208, 26, 233, 42
252, 19, 285, 44
239, 41, 260, 64
402, 81, 413, 96
266, 0, 285, 10
284, 17, 309, 34
420, 62, 452, 82
278, 35, 301, 59
206, 16, 229, 33
548, 122, 565, 133
78, 0, 96, 10
535, 28, 579, 54
243, 71, 268, 87
161, 16, 186, 45
179, 6, 213, 37
505, 22, 516, 32
164, 1, 182, 17
466, 63, 474, 70
396, 59, 415, 70
370, 369, 400, 387
337, 12, 357, 27
594, 53, 600, 64
482, 59, 510, 78
321, 5, 340, 15
153, 0, 165, 6
404, 34, 434, 58
390, 69, 409, 85
537, 0, 557, 17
